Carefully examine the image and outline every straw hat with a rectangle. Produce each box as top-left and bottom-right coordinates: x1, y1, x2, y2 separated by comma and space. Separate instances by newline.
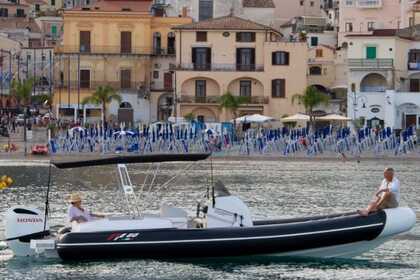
68, 193, 82, 203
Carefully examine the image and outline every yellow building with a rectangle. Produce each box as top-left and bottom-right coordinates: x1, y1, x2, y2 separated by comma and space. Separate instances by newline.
172, 16, 308, 122
54, 0, 191, 123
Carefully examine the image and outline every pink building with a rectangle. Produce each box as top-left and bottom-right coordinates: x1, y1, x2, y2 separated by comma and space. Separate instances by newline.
338, 0, 401, 46
272, 0, 323, 26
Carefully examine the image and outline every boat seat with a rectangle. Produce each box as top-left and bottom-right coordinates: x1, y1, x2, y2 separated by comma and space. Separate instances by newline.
160, 204, 188, 229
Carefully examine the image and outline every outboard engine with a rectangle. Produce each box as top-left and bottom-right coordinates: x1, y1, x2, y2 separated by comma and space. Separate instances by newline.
4, 206, 50, 256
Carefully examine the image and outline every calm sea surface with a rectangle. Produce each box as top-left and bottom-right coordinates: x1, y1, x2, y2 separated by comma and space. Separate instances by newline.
0, 159, 419, 280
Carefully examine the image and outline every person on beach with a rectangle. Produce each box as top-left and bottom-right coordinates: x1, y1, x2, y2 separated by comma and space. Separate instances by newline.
358, 167, 400, 216
67, 193, 105, 223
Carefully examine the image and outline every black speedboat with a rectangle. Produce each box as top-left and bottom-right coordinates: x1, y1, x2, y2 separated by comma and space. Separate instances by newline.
4, 153, 416, 260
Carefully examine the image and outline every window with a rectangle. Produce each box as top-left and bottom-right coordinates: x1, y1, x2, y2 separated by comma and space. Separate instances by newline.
153, 71, 159, 79
42, 55, 46, 61
120, 31, 132, 53
310, 36, 318, 47
315, 49, 323, 57
272, 51, 289, 65
345, 0, 353, 6
51, 0, 55, 5
236, 48, 255, 71
164, 72, 173, 90
300, 0, 303, 5
167, 32, 175, 54
120, 69, 131, 89
195, 80, 206, 99
199, 0, 213, 21
79, 31, 91, 53
366, 46, 377, 59
409, 17, 414, 27
153, 32, 161, 54
16, 8, 25, 17
26, 54, 31, 61
35, 4, 40, 12
196, 31, 207, 42
310, 1, 314, 6
345, 22, 353, 32
272, 79, 285, 98
309, 66, 322, 75
51, 25, 57, 37
410, 79, 420, 92
192, 47, 211, 70
0, 8, 8, 17
236, 32, 256, 42
239, 81, 252, 97
80, 70, 90, 88
367, 22, 375, 31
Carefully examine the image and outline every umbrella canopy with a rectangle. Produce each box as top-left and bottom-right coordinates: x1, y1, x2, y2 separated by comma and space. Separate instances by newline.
234, 114, 276, 123
280, 113, 310, 122
317, 114, 351, 121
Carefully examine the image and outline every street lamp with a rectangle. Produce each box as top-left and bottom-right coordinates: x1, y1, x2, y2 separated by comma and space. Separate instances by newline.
351, 90, 367, 125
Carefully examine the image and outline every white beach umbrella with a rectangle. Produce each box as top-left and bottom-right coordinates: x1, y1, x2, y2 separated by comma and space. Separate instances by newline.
234, 114, 276, 123
280, 113, 310, 122
317, 114, 351, 121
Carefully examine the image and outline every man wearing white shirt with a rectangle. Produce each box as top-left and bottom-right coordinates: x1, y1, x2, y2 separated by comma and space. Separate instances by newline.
358, 167, 400, 216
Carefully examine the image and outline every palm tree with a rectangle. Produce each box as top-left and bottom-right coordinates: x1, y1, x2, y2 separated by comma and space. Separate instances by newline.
184, 112, 195, 122
219, 91, 250, 135
11, 78, 34, 108
292, 86, 330, 129
81, 85, 121, 124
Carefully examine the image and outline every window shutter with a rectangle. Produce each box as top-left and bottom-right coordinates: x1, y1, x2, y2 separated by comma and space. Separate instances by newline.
192, 48, 196, 63
285, 52, 289, 65
251, 32, 255, 42
271, 80, 276, 97
272, 52, 276, 65
251, 48, 255, 65
280, 79, 285, 97
236, 32, 240, 42
206, 48, 211, 65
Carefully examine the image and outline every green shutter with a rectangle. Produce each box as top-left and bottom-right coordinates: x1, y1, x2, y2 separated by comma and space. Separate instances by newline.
366, 46, 377, 59
51, 25, 57, 36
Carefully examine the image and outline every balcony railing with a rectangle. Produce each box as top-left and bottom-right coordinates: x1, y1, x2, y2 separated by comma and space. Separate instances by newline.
348, 59, 393, 69
356, 0, 382, 8
56, 45, 154, 55
179, 95, 268, 105
152, 47, 176, 56
54, 81, 146, 92
175, 63, 264, 72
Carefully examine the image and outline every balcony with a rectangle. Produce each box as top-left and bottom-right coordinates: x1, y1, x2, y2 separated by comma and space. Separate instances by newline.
356, 0, 382, 8
55, 45, 153, 56
179, 95, 268, 105
175, 63, 264, 72
152, 48, 176, 56
55, 81, 146, 93
348, 59, 393, 69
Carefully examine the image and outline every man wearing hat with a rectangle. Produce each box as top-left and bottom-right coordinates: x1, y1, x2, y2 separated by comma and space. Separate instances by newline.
68, 193, 105, 223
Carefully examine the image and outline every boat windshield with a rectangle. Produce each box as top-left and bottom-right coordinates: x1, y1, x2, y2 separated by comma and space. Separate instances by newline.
214, 180, 231, 197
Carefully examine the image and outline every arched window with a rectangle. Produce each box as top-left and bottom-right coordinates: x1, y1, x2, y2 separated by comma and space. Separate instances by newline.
119, 102, 132, 109
272, 51, 289, 65
309, 66, 322, 75
167, 32, 175, 55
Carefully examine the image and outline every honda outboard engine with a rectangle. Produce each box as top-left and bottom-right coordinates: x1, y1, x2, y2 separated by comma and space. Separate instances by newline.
4, 206, 50, 256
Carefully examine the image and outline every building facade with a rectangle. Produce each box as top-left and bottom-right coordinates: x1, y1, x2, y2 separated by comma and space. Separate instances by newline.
172, 16, 308, 122
338, 0, 401, 46
54, 0, 191, 123
346, 27, 420, 129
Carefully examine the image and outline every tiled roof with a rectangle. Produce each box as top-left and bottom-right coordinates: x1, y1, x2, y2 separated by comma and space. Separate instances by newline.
243, 0, 275, 8
0, 18, 41, 33
173, 15, 276, 31
69, 0, 151, 12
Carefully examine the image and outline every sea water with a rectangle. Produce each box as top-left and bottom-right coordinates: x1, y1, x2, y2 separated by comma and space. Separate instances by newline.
0, 159, 419, 280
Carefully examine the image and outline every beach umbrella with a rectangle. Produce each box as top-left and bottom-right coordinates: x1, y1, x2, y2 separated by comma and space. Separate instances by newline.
234, 114, 277, 123
317, 114, 351, 121
281, 113, 310, 122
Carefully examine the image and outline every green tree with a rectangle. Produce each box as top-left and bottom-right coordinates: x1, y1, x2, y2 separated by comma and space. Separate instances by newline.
292, 86, 330, 129
219, 91, 250, 132
11, 78, 34, 107
81, 85, 121, 124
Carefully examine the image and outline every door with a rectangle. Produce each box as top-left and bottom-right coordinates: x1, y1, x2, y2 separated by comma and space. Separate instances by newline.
120, 69, 131, 89
79, 31, 91, 53
120, 31, 132, 53
192, 47, 211, 70
366, 46, 376, 59
163, 72, 172, 90
405, 114, 417, 128
236, 48, 255, 71
410, 79, 420, 92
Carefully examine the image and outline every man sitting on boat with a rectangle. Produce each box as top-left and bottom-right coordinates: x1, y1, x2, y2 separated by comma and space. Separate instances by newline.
358, 167, 400, 216
68, 193, 105, 223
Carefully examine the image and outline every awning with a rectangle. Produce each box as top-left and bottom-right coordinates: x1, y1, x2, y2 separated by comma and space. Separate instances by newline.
280, 113, 310, 122
317, 114, 351, 121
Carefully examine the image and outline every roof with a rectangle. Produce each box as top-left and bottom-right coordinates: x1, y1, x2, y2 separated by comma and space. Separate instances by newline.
345, 29, 397, 37
69, 0, 151, 12
24, 0, 47, 5
243, 0, 275, 8
173, 15, 277, 32
0, 18, 41, 33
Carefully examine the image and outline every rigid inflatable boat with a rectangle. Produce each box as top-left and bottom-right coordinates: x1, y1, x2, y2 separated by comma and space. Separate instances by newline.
3, 153, 417, 260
